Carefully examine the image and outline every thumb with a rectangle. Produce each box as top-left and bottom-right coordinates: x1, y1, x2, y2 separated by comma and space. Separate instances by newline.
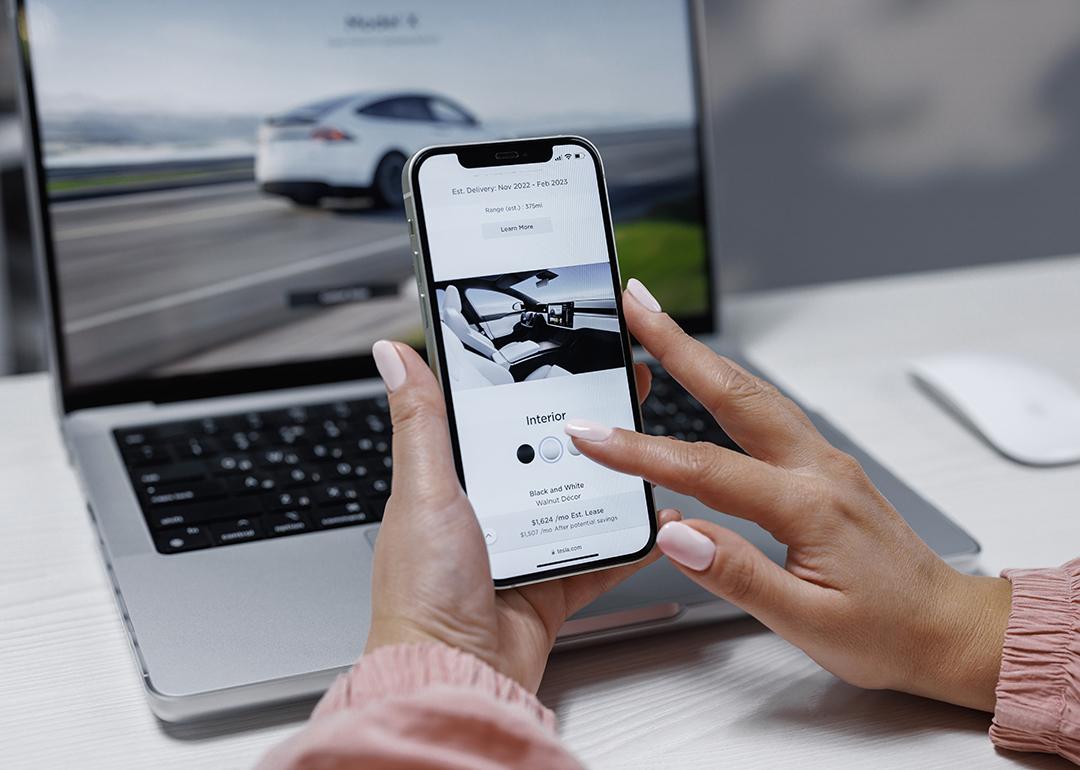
373, 340, 463, 507
655, 520, 809, 631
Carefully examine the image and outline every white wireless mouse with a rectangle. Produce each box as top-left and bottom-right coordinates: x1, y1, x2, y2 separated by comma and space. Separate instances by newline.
910, 353, 1080, 467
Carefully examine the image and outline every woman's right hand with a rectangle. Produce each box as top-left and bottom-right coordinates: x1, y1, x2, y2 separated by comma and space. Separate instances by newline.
565, 279, 1013, 712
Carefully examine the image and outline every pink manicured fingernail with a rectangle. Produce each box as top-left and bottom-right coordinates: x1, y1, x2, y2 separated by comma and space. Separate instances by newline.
373, 340, 407, 392
626, 278, 662, 312
657, 521, 715, 571
564, 418, 613, 442
658, 508, 683, 526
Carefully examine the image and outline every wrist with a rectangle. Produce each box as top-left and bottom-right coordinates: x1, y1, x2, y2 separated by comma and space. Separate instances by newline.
364, 623, 447, 656
365, 616, 505, 682
901, 570, 1011, 711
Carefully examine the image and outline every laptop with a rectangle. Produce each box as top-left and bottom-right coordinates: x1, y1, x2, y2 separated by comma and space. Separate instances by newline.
11, 0, 979, 721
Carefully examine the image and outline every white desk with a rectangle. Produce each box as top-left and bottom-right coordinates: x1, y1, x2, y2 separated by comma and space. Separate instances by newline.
3, 257, 1079, 769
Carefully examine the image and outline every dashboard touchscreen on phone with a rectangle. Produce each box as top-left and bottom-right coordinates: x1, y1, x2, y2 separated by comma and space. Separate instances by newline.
410, 139, 656, 586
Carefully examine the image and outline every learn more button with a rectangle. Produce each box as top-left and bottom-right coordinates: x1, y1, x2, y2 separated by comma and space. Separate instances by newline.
481, 218, 553, 239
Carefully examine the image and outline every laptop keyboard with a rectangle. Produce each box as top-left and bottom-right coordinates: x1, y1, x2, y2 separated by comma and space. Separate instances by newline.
115, 364, 740, 555
641, 364, 743, 451
115, 395, 393, 554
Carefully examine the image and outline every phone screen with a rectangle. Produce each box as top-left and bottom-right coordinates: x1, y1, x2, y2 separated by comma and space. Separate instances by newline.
412, 140, 655, 585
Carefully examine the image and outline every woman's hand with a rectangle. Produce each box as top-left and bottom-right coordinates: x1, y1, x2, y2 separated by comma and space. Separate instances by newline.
564, 279, 1012, 712
363, 340, 677, 692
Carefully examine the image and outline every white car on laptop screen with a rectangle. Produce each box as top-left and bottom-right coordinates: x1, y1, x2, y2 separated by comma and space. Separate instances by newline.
256, 92, 487, 208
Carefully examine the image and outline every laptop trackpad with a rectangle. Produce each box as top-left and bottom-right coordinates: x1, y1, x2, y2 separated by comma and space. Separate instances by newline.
112, 527, 379, 699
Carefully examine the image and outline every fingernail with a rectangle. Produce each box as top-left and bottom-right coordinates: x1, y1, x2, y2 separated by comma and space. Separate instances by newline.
564, 418, 613, 442
658, 508, 683, 526
657, 521, 715, 571
626, 278, 662, 313
373, 340, 407, 392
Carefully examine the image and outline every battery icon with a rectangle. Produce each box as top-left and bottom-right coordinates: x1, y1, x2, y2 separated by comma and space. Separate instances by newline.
574, 153, 582, 159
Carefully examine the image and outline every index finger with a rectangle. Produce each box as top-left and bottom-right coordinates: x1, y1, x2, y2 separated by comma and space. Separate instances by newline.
624, 279, 826, 468
566, 421, 806, 540
374, 340, 464, 509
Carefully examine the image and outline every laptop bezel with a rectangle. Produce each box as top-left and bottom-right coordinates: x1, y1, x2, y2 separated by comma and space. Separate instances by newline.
12, 0, 719, 415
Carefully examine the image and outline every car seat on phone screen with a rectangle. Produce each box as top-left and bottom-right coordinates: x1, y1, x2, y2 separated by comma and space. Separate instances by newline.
440, 321, 570, 389
442, 285, 540, 364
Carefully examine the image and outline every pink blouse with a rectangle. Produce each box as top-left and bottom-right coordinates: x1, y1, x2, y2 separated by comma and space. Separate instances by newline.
257, 643, 583, 770
991, 557, 1080, 763
258, 559, 1080, 769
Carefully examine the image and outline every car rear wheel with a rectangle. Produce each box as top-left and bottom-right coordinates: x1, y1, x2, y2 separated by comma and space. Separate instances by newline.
373, 152, 407, 208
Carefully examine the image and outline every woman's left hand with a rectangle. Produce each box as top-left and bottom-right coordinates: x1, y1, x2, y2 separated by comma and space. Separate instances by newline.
363, 341, 677, 691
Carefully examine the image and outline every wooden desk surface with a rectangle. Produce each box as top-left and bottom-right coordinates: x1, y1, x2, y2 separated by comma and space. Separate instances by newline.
3, 256, 1079, 768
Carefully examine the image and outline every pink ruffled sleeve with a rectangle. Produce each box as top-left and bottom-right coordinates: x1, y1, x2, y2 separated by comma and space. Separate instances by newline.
991, 557, 1080, 764
257, 643, 583, 770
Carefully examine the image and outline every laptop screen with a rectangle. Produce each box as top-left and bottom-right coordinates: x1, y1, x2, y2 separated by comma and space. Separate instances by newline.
20, 0, 711, 396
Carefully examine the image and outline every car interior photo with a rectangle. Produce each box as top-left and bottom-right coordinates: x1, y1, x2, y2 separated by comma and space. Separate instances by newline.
436, 268, 623, 390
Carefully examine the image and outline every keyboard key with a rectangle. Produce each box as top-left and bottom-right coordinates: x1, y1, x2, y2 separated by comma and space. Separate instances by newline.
149, 497, 262, 529
311, 443, 346, 461
144, 480, 226, 507
265, 510, 313, 537
210, 516, 264, 545
315, 501, 370, 529
265, 490, 312, 511
174, 437, 220, 459
225, 431, 263, 451
275, 425, 307, 446
261, 449, 289, 466
332, 461, 357, 478
360, 477, 390, 496
239, 412, 264, 430
155, 525, 212, 554
326, 401, 354, 419
118, 431, 149, 447
123, 444, 171, 466
318, 419, 346, 439
136, 461, 206, 486
194, 417, 223, 435
276, 466, 315, 487
314, 483, 359, 505
227, 474, 277, 494
217, 454, 254, 474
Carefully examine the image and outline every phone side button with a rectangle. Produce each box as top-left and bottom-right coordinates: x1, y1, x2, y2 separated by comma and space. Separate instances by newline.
419, 295, 431, 329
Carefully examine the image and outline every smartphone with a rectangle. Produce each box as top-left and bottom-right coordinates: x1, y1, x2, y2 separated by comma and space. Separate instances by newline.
402, 136, 656, 588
